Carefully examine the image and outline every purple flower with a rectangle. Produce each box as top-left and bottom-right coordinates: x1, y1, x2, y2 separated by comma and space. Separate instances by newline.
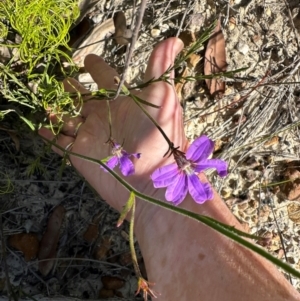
151, 135, 227, 205
101, 142, 141, 176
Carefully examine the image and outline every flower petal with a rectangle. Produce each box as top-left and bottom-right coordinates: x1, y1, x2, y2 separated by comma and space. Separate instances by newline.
187, 174, 212, 204
194, 159, 228, 177
151, 163, 179, 188
165, 173, 188, 205
186, 135, 214, 162
132, 152, 141, 159
119, 155, 135, 176
104, 156, 118, 171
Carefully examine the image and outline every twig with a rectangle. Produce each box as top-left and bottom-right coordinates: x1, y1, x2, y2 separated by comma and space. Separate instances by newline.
175, 5, 189, 37
188, 70, 270, 121
114, 0, 148, 100
283, 0, 300, 51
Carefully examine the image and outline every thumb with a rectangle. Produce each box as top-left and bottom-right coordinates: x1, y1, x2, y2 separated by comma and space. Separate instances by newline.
144, 37, 184, 82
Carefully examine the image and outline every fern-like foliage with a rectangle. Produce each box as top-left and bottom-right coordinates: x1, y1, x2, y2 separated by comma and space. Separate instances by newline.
0, 0, 80, 131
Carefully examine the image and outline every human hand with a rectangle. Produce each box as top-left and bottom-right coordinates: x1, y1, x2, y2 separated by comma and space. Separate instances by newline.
39, 38, 300, 301
39, 37, 188, 212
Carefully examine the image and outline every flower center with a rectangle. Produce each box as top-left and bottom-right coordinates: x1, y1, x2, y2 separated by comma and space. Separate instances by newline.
174, 151, 195, 176
112, 145, 123, 158
181, 162, 194, 175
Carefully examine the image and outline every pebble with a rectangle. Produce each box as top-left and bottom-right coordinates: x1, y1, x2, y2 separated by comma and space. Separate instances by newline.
92, 14, 103, 24
151, 28, 161, 38
0, 45, 12, 63
265, 7, 272, 17
236, 42, 249, 55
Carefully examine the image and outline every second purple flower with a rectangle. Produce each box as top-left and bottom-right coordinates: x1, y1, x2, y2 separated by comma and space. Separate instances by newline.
151, 135, 227, 205
101, 142, 141, 176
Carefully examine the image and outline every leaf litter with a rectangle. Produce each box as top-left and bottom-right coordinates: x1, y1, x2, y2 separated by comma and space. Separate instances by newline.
2, 0, 300, 299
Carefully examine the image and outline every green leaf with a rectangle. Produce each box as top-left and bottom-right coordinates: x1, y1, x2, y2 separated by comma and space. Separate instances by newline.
117, 192, 135, 227
19, 116, 35, 130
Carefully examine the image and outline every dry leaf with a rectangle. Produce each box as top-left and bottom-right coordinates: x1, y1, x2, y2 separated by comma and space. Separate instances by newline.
113, 11, 132, 45
8, 233, 39, 261
93, 237, 111, 260
101, 276, 125, 290
38, 205, 66, 276
264, 136, 279, 147
99, 288, 114, 298
204, 19, 227, 99
83, 211, 102, 243
178, 31, 196, 47
287, 203, 300, 223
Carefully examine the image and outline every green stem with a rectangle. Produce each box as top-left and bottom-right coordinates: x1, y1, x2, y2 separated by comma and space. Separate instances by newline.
40, 135, 300, 279
128, 195, 142, 277
130, 94, 173, 149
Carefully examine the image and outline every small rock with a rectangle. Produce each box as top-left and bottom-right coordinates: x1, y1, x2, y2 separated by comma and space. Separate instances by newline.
92, 14, 103, 24
265, 7, 272, 17
27, 81, 38, 94
236, 42, 249, 55
151, 28, 161, 38
221, 187, 232, 199
0, 45, 12, 63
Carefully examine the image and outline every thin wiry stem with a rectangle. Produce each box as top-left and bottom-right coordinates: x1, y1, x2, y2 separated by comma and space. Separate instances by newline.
40, 135, 300, 280
114, 0, 148, 99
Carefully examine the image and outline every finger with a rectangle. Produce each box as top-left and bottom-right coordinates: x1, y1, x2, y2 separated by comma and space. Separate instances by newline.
144, 37, 184, 82
60, 115, 85, 137
39, 128, 75, 157
84, 54, 119, 90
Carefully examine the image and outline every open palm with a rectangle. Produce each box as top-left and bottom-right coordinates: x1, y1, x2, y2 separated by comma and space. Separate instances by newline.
39, 38, 188, 212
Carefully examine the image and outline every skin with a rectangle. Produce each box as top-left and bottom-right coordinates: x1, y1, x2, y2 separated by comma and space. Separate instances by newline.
39, 38, 300, 301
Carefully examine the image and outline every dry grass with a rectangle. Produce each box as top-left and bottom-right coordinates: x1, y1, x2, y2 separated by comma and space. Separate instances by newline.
1, 0, 300, 299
